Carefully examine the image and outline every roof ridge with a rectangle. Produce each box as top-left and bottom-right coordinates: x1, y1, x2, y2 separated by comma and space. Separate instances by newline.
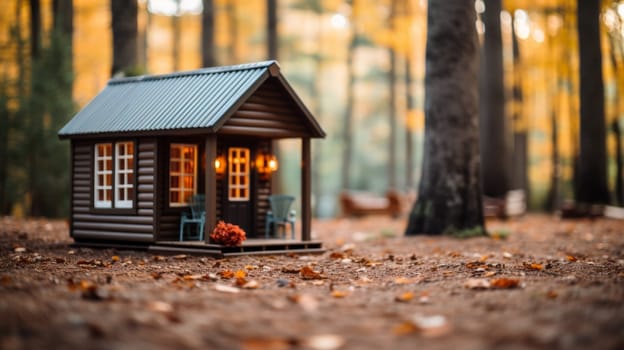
108, 60, 280, 85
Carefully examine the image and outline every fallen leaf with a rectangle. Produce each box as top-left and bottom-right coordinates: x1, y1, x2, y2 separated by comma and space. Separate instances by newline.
147, 301, 173, 313
329, 252, 345, 259
566, 255, 578, 262
524, 262, 544, 271
465, 261, 488, 270
288, 294, 319, 312
111, 255, 120, 262
330, 290, 349, 298
393, 276, 422, 285
220, 270, 235, 279
241, 337, 292, 350
546, 290, 558, 299
489, 278, 521, 289
484, 271, 497, 277
182, 274, 205, 281
242, 280, 260, 289
151, 272, 163, 280
173, 254, 187, 260
464, 278, 490, 290
300, 266, 324, 280
281, 265, 300, 273
152, 255, 167, 261
235, 270, 247, 279
395, 292, 415, 302
395, 315, 451, 337
214, 283, 240, 293
302, 334, 345, 350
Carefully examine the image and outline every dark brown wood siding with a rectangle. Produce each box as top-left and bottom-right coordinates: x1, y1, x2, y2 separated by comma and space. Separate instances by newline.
71, 139, 156, 242
255, 140, 271, 237
220, 78, 313, 138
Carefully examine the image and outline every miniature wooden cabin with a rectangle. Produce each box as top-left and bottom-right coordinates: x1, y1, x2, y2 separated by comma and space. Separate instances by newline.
58, 61, 325, 249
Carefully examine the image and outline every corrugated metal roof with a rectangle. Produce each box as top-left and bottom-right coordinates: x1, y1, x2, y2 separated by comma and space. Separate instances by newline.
59, 60, 323, 138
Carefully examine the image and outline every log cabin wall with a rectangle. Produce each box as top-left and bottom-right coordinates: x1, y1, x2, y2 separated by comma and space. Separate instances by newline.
220, 78, 313, 138
70, 138, 157, 242
255, 140, 271, 238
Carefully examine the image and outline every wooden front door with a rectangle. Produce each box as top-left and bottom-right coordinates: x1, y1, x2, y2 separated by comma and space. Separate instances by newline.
223, 146, 253, 234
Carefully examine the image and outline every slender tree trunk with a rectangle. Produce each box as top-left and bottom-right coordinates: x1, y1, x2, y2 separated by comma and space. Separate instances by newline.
267, 0, 278, 60
227, 1, 238, 64
341, 4, 357, 191
30, 0, 41, 59
171, 0, 181, 71
111, 0, 138, 76
510, 25, 528, 197
311, 12, 324, 216
52, 0, 73, 62
608, 33, 624, 205
202, 0, 215, 67
479, 0, 508, 198
576, 0, 609, 204
386, 0, 397, 190
405, 1, 484, 235
266, 0, 282, 194
0, 89, 8, 215
405, 59, 415, 191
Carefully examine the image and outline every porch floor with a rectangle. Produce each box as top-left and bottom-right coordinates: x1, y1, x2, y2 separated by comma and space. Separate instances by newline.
72, 239, 324, 258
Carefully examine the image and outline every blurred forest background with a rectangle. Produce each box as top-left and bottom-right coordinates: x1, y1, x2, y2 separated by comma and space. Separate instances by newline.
0, 0, 623, 218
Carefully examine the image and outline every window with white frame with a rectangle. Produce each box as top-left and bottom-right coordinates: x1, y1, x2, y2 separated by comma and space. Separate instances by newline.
228, 147, 250, 201
114, 142, 134, 208
169, 144, 197, 206
94, 142, 135, 209
94, 143, 113, 208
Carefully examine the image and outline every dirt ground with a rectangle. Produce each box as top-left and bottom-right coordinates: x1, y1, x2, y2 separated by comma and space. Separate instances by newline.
1, 214, 623, 350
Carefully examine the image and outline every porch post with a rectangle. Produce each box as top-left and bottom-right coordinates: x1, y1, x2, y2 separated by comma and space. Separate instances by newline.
301, 137, 311, 241
205, 135, 217, 243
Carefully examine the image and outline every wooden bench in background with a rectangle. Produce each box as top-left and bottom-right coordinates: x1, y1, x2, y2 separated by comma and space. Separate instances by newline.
340, 190, 403, 218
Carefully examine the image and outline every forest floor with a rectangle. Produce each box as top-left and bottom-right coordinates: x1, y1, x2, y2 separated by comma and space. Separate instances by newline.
1, 214, 623, 350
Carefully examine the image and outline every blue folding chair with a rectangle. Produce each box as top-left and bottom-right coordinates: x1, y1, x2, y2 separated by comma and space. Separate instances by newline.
179, 194, 206, 241
265, 195, 296, 239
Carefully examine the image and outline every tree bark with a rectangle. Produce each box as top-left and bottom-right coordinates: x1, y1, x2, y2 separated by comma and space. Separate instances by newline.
30, 0, 41, 59
340, 2, 357, 191
111, 0, 138, 76
576, 0, 609, 204
387, 0, 397, 190
267, 0, 278, 60
202, 0, 215, 67
405, 1, 484, 235
479, 0, 508, 198
171, 0, 181, 71
405, 59, 415, 191
510, 24, 528, 197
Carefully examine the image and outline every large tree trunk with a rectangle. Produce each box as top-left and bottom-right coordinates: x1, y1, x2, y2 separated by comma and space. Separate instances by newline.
576, 0, 609, 204
202, 0, 215, 67
479, 0, 508, 198
405, 1, 484, 235
111, 0, 138, 76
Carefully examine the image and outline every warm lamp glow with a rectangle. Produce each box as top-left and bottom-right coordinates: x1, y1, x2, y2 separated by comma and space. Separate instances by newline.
214, 155, 226, 177
256, 153, 279, 179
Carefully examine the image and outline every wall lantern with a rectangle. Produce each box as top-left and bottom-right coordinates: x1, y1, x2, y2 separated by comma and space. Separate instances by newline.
256, 153, 279, 180
214, 155, 226, 178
